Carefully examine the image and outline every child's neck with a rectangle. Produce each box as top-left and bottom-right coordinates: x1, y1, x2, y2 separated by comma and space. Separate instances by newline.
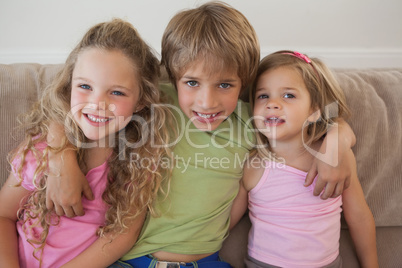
270, 138, 321, 172
82, 146, 112, 175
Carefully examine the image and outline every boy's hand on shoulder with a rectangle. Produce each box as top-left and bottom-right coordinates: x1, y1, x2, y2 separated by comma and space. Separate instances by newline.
46, 168, 92, 217
46, 122, 94, 217
46, 149, 93, 217
305, 151, 353, 199
305, 119, 356, 199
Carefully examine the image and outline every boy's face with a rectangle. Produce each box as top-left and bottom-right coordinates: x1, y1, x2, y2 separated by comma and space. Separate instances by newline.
176, 60, 242, 131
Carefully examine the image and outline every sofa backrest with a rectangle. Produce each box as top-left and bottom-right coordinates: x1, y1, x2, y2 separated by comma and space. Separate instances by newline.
334, 69, 402, 227
0, 63, 63, 184
0, 64, 401, 228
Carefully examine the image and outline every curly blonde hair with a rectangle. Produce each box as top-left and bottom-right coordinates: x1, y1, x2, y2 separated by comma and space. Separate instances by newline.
10, 18, 174, 264
250, 50, 350, 160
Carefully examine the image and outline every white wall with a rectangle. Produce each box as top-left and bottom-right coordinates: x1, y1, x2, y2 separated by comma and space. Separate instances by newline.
1, 0, 401, 68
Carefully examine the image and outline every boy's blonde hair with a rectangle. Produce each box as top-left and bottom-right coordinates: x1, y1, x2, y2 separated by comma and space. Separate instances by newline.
161, 1, 260, 95
11, 18, 173, 262
250, 50, 350, 158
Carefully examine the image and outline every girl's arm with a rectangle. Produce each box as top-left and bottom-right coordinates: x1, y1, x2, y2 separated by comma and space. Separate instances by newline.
342, 152, 378, 268
229, 181, 248, 230
46, 122, 93, 217
0, 173, 31, 268
305, 119, 356, 199
60, 211, 146, 268
230, 158, 265, 229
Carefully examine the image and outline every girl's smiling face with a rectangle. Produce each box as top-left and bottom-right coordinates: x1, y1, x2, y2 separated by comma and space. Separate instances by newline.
70, 48, 142, 144
253, 66, 315, 146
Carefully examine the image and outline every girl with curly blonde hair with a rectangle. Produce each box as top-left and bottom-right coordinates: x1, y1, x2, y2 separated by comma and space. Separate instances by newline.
0, 18, 174, 268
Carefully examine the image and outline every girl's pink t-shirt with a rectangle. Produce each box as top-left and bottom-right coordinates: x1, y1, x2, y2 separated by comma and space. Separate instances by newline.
248, 161, 342, 268
12, 142, 108, 268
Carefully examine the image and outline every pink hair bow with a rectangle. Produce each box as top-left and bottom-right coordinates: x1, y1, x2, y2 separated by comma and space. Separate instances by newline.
282, 51, 312, 64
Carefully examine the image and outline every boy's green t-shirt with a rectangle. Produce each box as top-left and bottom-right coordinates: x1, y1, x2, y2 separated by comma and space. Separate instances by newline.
122, 83, 255, 259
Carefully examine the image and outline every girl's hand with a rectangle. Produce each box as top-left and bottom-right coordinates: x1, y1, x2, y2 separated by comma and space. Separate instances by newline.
305, 119, 356, 199
46, 148, 93, 217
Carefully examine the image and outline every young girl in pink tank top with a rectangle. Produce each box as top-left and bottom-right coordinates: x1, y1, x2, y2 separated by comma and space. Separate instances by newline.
0, 19, 173, 268
241, 50, 378, 268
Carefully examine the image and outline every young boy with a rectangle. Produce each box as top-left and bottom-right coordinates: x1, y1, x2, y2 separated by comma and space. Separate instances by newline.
45, 2, 356, 267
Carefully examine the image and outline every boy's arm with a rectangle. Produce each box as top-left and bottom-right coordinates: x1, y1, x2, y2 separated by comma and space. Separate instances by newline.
46, 122, 93, 217
305, 119, 356, 199
60, 211, 146, 268
0, 173, 31, 268
342, 156, 378, 268
229, 180, 248, 230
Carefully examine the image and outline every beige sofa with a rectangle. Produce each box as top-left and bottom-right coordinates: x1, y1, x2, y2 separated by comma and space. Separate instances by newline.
1, 63, 402, 267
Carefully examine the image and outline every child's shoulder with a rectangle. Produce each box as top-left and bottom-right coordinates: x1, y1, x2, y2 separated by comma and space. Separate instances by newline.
220, 99, 252, 130
233, 99, 251, 117
159, 82, 180, 109
11, 141, 48, 191
229, 99, 255, 142
159, 82, 176, 98
242, 154, 266, 191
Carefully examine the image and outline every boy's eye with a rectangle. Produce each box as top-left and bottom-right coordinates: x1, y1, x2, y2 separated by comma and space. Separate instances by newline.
80, 84, 91, 90
219, 83, 231, 89
284, 93, 295, 99
112, 91, 125, 96
186, 81, 198, 87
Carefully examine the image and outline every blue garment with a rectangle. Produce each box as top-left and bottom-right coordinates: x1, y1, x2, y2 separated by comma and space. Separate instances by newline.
108, 260, 134, 268
122, 252, 231, 268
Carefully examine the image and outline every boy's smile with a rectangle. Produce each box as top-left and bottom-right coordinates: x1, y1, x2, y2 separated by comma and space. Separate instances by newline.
193, 111, 221, 123
176, 60, 242, 131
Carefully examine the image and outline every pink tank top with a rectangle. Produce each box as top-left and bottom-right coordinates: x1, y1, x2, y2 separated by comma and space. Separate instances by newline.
248, 161, 342, 267
11, 142, 108, 268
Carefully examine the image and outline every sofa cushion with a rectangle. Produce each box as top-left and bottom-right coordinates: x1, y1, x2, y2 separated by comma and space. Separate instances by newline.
0, 63, 63, 184
334, 69, 402, 227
